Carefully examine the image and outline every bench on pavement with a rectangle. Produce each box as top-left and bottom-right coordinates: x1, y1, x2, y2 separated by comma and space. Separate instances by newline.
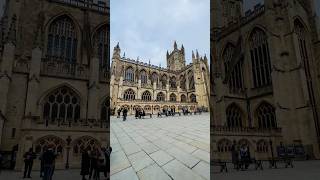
212, 160, 228, 172
268, 157, 293, 168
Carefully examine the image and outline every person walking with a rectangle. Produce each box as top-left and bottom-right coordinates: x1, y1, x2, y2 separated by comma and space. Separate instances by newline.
135, 109, 139, 119
117, 108, 121, 118
231, 141, 239, 169
39, 147, 47, 178
23, 148, 36, 178
42, 146, 56, 180
103, 146, 112, 179
81, 149, 91, 180
93, 149, 102, 180
123, 108, 128, 121
88, 150, 96, 180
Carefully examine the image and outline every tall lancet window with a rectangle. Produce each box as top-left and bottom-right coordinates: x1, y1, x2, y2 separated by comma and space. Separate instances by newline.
125, 67, 134, 82
222, 43, 234, 77
96, 25, 108, 69
47, 15, 77, 63
249, 28, 272, 88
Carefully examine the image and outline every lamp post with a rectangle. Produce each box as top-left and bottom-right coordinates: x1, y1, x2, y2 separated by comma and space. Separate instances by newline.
65, 136, 72, 169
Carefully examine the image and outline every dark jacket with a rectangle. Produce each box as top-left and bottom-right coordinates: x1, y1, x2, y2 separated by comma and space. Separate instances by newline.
80, 152, 90, 175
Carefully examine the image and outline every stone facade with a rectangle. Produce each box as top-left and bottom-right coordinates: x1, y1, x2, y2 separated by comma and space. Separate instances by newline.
211, 0, 320, 160
110, 42, 210, 115
0, 0, 110, 170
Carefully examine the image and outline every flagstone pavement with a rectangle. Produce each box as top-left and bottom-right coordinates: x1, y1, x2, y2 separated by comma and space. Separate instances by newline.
110, 113, 210, 180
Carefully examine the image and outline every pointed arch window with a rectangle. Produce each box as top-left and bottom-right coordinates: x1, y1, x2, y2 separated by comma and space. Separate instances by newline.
249, 28, 272, 88
180, 75, 186, 90
42, 87, 80, 126
125, 67, 134, 82
169, 93, 177, 102
123, 89, 135, 100
140, 70, 148, 84
151, 72, 158, 85
170, 76, 177, 89
161, 75, 167, 89
181, 94, 187, 102
226, 104, 243, 128
188, 72, 195, 90
96, 25, 108, 69
142, 91, 152, 101
190, 94, 197, 103
256, 102, 276, 129
156, 92, 165, 101
47, 15, 77, 62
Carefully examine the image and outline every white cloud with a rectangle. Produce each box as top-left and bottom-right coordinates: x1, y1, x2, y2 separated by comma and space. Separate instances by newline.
111, 0, 209, 66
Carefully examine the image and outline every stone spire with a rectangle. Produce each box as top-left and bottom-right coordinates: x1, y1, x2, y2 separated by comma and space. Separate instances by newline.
166, 50, 169, 58
174, 40, 177, 50
196, 50, 199, 59
181, 44, 185, 54
192, 50, 195, 59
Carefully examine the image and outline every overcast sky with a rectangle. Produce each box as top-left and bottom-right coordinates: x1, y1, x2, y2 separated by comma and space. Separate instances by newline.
110, 0, 210, 67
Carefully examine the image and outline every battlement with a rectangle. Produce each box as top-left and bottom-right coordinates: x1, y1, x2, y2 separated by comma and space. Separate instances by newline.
217, 3, 265, 39
49, 0, 109, 14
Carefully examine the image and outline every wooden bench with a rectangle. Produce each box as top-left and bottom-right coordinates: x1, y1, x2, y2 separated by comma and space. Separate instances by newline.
212, 160, 228, 172
236, 159, 263, 170
268, 157, 293, 168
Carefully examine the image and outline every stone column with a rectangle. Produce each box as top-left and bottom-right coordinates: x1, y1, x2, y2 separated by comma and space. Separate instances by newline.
0, 41, 15, 114
25, 47, 42, 116
87, 50, 100, 119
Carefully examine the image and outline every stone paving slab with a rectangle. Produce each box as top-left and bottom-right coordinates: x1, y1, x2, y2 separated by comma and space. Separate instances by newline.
137, 164, 171, 180
213, 160, 320, 180
162, 160, 205, 180
110, 113, 210, 180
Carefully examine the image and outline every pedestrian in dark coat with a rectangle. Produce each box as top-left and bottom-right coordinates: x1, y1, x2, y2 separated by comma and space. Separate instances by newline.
81, 149, 91, 180
123, 108, 128, 121
23, 148, 36, 178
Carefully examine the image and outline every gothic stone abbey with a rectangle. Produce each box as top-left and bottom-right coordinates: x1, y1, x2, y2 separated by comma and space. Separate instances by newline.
211, 0, 320, 160
110, 42, 210, 116
0, 0, 109, 169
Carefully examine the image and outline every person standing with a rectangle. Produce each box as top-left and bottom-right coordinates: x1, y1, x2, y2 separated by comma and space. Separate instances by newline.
123, 108, 128, 121
81, 149, 91, 180
89, 150, 97, 180
231, 141, 239, 169
42, 147, 56, 180
23, 148, 36, 178
117, 108, 121, 118
39, 147, 47, 178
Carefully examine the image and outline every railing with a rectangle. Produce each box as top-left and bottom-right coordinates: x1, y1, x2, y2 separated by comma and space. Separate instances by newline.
49, 0, 109, 14
217, 4, 265, 39
212, 125, 282, 136
141, 83, 152, 89
41, 118, 108, 129
40, 58, 89, 80
123, 81, 138, 86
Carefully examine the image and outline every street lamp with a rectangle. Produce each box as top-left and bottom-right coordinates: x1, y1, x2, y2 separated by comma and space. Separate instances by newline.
65, 136, 72, 169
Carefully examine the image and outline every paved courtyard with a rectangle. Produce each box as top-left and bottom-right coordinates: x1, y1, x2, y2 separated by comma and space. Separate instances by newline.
110, 113, 210, 180
213, 160, 320, 180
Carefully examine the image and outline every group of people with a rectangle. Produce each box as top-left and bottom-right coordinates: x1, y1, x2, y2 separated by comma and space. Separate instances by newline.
20, 145, 112, 180
231, 144, 252, 170
158, 107, 176, 117
22, 146, 58, 180
117, 108, 128, 121
80, 146, 112, 180
135, 109, 146, 119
